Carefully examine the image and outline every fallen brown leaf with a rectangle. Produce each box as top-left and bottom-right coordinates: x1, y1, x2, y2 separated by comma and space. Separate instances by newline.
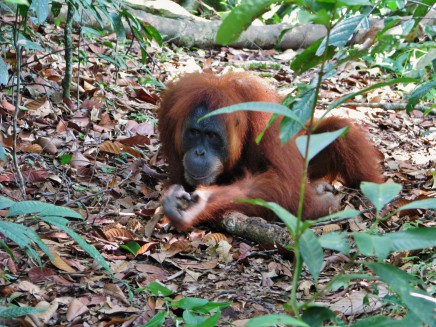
49, 249, 76, 273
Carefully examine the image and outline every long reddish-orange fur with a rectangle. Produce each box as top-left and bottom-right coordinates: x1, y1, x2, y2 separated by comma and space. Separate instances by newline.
158, 72, 384, 229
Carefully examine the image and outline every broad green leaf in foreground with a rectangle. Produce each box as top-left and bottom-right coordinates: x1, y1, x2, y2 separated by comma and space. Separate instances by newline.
245, 314, 309, 327
355, 228, 436, 259
296, 127, 348, 161
366, 262, 436, 327
280, 90, 316, 143
140, 311, 166, 327
398, 198, 436, 211
216, 0, 275, 45
200, 102, 303, 126
318, 231, 350, 254
406, 80, 436, 113
0, 306, 45, 318
41, 216, 112, 274
238, 199, 298, 234
0, 196, 15, 210
317, 15, 366, 55
146, 280, 173, 297
29, 0, 49, 24
300, 229, 323, 282
360, 182, 402, 212
6, 201, 83, 219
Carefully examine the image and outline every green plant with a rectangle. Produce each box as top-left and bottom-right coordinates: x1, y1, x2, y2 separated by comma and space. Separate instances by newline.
200, 0, 436, 325
0, 196, 112, 274
0, 305, 46, 319
138, 281, 230, 327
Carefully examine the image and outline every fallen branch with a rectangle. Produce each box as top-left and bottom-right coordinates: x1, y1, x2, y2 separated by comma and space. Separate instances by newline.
216, 212, 293, 247
344, 102, 435, 114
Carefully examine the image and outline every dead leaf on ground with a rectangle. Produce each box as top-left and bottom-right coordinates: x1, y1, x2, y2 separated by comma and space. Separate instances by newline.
35, 137, 58, 154
103, 283, 129, 305
49, 249, 76, 273
100, 140, 141, 157
104, 228, 134, 241
66, 298, 90, 321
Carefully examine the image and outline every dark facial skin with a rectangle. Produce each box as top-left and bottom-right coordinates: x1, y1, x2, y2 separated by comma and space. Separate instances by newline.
181, 106, 228, 186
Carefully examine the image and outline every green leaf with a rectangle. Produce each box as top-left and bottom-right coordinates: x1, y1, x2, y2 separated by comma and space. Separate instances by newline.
111, 13, 126, 43
40, 216, 112, 274
398, 198, 436, 211
355, 228, 436, 260
296, 127, 349, 161
0, 221, 43, 265
329, 78, 419, 109
0, 196, 15, 210
4, 0, 29, 5
140, 311, 166, 327
312, 209, 360, 223
120, 241, 140, 256
0, 56, 8, 86
239, 199, 299, 234
400, 19, 415, 36
0, 221, 32, 248
146, 280, 173, 297
7, 201, 83, 219
318, 232, 350, 254
300, 229, 323, 282
327, 273, 377, 292
81, 26, 105, 37
366, 262, 436, 327
51, 1, 62, 17
216, 0, 274, 45
311, 9, 331, 26
352, 313, 420, 327
291, 39, 334, 75
386, 228, 436, 252
183, 310, 206, 325
280, 90, 316, 143
60, 154, 72, 165
0, 143, 6, 161
17, 34, 43, 51
194, 301, 230, 314
360, 182, 402, 212
338, 0, 370, 5
302, 306, 337, 327
245, 314, 309, 327
174, 297, 209, 310
199, 102, 303, 127
406, 80, 436, 114
0, 221, 53, 260
0, 305, 45, 318
195, 311, 221, 327
412, 0, 434, 19
354, 232, 392, 259
317, 15, 366, 55
143, 25, 162, 46
29, 0, 48, 24
6, 201, 51, 216
0, 239, 15, 260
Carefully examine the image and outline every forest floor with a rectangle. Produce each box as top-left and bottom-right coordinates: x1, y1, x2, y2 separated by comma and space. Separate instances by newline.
0, 23, 435, 326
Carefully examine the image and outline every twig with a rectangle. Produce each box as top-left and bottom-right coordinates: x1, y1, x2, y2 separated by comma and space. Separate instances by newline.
339, 102, 435, 114
3, 82, 59, 90
64, 171, 132, 206
76, 10, 83, 111
11, 9, 26, 199
62, 1, 75, 101
20, 48, 69, 67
